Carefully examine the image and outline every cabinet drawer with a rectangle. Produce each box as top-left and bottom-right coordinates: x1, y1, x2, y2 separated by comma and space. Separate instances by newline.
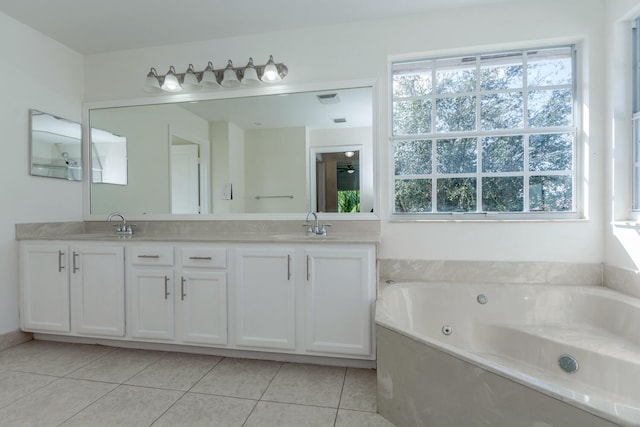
180, 247, 226, 269
129, 246, 174, 266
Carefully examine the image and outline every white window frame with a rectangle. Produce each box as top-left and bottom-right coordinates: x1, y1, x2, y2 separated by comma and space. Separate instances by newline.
390, 45, 580, 220
632, 18, 640, 213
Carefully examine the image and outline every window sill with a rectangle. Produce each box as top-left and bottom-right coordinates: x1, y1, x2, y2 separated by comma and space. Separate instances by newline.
390, 212, 587, 223
611, 220, 640, 228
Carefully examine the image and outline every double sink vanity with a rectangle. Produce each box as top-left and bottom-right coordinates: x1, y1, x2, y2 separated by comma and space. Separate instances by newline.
16, 219, 379, 365
23, 81, 380, 365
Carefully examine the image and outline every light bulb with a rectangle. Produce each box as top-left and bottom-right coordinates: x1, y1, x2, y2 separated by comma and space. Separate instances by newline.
262, 55, 281, 83
161, 66, 182, 92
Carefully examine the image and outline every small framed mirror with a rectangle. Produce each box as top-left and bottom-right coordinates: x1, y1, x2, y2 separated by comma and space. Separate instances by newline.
29, 110, 82, 181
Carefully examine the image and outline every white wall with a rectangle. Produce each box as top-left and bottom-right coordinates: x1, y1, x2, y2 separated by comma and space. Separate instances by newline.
83, 0, 607, 264
604, 0, 640, 272
0, 12, 84, 334
244, 127, 307, 213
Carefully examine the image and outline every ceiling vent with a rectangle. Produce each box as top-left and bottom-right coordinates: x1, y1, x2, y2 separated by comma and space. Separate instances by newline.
333, 118, 347, 124
317, 93, 340, 104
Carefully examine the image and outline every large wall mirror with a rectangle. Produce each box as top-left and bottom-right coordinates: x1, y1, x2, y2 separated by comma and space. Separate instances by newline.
30, 110, 82, 181
86, 84, 376, 219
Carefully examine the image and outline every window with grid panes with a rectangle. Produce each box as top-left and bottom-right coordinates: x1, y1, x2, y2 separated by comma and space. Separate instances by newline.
392, 46, 577, 216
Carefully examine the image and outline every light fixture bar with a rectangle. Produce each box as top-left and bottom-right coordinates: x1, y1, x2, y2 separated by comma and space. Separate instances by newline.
144, 55, 288, 93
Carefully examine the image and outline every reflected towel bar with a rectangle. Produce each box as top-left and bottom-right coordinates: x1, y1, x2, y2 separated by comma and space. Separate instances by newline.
255, 195, 294, 199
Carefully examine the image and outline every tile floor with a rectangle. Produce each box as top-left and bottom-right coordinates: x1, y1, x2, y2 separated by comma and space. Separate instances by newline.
0, 340, 395, 426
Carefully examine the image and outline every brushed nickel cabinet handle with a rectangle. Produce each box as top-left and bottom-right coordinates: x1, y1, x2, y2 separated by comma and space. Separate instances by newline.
72, 252, 79, 273
181, 277, 186, 300
287, 254, 291, 280
138, 254, 160, 259
58, 250, 65, 272
189, 256, 212, 260
164, 276, 170, 299
306, 255, 310, 281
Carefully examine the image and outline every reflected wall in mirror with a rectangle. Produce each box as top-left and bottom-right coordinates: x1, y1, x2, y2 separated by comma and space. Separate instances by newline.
88, 86, 374, 217
30, 110, 82, 181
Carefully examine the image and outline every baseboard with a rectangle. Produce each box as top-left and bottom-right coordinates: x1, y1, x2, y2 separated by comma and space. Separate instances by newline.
0, 330, 33, 351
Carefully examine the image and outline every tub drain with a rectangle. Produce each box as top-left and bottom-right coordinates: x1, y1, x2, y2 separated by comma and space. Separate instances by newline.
442, 325, 453, 336
558, 355, 579, 373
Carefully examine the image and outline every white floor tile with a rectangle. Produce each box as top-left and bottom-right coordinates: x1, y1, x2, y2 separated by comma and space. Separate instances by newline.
152, 392, 257, 427
191, 357, 281, 399
262, 363, 345, 407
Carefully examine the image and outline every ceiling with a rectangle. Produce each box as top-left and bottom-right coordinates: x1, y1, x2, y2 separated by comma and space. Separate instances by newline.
0, 0, 521, 55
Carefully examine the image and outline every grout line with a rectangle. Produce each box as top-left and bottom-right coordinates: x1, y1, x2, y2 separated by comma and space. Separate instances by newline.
184, 354, 224, 393
241, 360, 284, 426
148, 390, 188, 427
334, 367, 348, 426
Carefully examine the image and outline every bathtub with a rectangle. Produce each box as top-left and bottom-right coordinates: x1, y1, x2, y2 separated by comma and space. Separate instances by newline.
375, 282, 640, 427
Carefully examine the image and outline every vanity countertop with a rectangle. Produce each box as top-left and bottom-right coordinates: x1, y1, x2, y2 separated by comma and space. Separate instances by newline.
22, 231, 380, 244
15, 221, 380, 244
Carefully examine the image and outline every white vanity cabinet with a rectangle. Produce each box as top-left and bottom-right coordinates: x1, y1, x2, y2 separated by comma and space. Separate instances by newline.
304, 246, 375, 356
20, 236, 376, 362
176, 246, 228, 345
70, 245, 125, 337
20, 243, 70, 333
20, 242, 125, 337
234, 246, 296, 350
127, 245, 228, 345
127, 246, 175, 340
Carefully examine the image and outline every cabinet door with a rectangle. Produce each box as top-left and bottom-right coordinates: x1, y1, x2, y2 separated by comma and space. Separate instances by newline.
70, 246, 124, 337
20, 243, 70, 333
128, 268, 175, 340
305, 246, 374, 356
179, 270, 227, 345
235, 247, 295, 350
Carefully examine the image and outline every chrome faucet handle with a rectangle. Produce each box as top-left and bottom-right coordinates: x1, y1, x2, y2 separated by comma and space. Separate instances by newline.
320, 223, 332, 236
302, 223, 313, 236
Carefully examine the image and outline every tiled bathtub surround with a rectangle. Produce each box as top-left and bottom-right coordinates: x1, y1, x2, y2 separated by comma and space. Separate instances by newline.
0, 340, 391, 427
379, 259, 603, 288
603, 264, 640, 299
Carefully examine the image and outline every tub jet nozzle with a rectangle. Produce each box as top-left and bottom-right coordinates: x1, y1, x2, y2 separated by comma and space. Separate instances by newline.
559, 355, 579, 373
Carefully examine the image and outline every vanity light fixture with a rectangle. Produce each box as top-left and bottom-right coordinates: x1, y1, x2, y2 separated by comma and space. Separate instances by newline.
181, 64, 200, 90
160, 66, 181, 92
200, 62, 220, 88
221, 60, 241, 88
144, 68, 161, 92
241, 58, 261, 86
144, 55, 288, 93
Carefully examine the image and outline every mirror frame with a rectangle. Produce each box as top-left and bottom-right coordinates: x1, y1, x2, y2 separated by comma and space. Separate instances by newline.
82, 79, 379, 221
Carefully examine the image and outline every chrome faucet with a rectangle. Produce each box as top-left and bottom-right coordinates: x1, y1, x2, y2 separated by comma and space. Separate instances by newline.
304, 211, 331, 236
107, 212, 135, 235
